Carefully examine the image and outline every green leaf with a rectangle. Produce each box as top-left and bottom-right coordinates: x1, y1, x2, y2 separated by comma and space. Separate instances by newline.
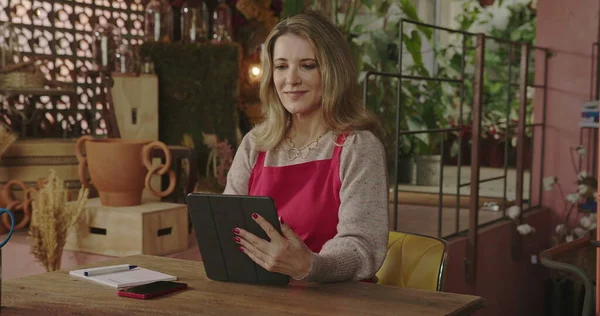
399, 0, 432, 39
377, 0, 391, 15
371, 30, 392, 70
361, 0, 375, 8
403, 30, 423, 69
406, 116, 429, 145
282, 0, 303, 18
351, 24, 364, 34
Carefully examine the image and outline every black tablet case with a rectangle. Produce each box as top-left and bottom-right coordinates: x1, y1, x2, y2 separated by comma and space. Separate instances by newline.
186, 193, 290, 285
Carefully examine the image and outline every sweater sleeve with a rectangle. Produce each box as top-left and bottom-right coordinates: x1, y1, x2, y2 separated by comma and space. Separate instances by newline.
306, 131, 389, 282
223, 133, 256, 195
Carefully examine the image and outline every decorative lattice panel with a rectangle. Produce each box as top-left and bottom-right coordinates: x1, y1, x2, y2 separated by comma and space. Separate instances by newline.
0, 0, 146, 138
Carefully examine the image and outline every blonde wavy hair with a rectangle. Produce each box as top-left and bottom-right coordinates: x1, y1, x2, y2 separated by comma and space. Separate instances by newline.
251, 12, 382, 151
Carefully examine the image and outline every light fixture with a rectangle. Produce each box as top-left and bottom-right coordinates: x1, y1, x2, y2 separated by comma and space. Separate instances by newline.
247, 44, 263, 84
248, 64, 262, 83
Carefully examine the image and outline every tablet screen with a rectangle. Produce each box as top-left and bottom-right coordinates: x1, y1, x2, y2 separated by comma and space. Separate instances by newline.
186, 193, 290, 286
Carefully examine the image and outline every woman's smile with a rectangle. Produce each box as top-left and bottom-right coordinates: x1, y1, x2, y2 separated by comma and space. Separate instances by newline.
285, 90, 308, 100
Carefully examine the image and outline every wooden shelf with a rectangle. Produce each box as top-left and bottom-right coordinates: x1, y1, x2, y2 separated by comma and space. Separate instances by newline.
0, 87, 77, 97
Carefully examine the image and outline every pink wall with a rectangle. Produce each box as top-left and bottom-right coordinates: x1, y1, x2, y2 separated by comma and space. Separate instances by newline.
444, 208, 552, 316
534, 0, 600, 311
533, 0, 599, 223
441, 2, 598, 314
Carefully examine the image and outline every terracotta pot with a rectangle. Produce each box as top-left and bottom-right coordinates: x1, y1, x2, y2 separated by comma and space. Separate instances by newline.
0, 180, 35, 231
75, 136, 176, 207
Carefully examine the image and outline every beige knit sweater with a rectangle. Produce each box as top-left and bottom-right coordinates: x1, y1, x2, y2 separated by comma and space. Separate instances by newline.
223, 130, 389, 283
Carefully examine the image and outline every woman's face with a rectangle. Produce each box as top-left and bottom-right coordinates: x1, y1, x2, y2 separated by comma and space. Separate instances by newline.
272, 34, 322, 116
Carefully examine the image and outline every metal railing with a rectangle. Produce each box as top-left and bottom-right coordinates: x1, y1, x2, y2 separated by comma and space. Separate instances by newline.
363, 18, 550, 283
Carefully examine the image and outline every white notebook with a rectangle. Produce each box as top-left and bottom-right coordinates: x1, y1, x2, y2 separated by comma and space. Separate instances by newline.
69, 264, 177, 289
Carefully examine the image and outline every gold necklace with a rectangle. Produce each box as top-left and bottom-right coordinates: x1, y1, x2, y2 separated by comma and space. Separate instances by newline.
285, 130, 329, 161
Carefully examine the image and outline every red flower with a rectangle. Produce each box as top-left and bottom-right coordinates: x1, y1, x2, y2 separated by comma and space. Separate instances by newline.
170, 0, 186, 8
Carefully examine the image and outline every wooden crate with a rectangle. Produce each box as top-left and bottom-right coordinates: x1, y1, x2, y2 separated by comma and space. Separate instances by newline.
65, 198, 188, 257
0, 138, 82, 200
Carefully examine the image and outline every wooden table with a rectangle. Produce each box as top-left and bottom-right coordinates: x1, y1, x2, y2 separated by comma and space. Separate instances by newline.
3, 255, 486, 315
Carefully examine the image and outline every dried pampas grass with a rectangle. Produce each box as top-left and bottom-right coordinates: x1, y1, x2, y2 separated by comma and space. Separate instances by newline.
0, 125, 16, 157
29, 169, 89, 272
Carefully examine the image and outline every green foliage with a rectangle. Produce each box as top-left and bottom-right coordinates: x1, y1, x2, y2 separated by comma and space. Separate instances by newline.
345, 0, 450, 157
439, 0, 537, 145
294, 0, 537, 160
282, 0, 304, 18
139, 42, 241, 178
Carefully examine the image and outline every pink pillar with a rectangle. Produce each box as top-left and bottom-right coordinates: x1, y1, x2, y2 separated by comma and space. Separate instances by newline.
534, 0, 599, 312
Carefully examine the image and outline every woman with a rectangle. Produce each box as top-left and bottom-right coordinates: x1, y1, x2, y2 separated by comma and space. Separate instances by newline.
224, 12, 389, 283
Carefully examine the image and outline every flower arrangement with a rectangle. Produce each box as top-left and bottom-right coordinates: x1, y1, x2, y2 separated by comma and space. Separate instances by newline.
29, 169, 89, 272
510, 145, 597, 243
181, 132, 234, 193
546, 145, 597, 244
507, 145, 598, 241
505, 202, 536, 236
203, 133, 234, 189
236, 0, 279, 30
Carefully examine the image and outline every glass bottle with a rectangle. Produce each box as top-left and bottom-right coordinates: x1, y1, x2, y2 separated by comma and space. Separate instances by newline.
212, 0, 232, 42
92, 23, 121, 72
144, 0, 173, 42
0, 22, 18, 68
141, 57, 155, 75
181, 0, 209, 43
114, 43, 135, 75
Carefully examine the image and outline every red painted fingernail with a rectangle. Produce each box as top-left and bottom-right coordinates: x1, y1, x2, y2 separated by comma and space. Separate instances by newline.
233, 237, 240, 243
280, 216, 285, 224
233, 228, 240, 234
238, 247, 244, 252
252, 213, 258, 219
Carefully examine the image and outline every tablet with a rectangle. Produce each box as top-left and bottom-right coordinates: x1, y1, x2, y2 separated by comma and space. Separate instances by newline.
185, 193, 290, 286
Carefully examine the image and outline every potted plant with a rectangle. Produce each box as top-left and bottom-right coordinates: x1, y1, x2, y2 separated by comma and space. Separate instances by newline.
321, 0, 426, 185
544, 145, 597, 244
533, 144, 597, 316
410, 80, 451, 186
444, 99, 473, 167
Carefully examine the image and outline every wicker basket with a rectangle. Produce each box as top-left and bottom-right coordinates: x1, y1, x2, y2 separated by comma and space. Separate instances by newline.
0, 60, 47, 90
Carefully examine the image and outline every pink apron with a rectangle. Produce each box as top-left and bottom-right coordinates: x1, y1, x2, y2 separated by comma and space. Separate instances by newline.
248, 134, 346, 252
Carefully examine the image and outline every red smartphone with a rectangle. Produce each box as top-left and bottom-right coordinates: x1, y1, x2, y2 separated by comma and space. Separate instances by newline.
117, 281, 188, 299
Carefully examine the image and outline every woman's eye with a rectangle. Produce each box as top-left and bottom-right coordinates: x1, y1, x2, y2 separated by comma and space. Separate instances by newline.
302, 64, 317, 70
274, 64, 287, 70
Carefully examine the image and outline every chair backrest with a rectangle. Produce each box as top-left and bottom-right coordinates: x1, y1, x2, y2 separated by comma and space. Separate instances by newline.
375, 231, 448, 291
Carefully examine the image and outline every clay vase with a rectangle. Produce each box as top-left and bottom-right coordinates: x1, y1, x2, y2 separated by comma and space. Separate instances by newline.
0, 180, 35, 232
75, 136, 176, 207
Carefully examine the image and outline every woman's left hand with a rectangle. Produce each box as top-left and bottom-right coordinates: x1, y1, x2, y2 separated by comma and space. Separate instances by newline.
233, 213, 313, 280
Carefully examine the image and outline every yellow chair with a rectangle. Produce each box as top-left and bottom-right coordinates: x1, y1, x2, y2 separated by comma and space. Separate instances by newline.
376, 231, 448, 291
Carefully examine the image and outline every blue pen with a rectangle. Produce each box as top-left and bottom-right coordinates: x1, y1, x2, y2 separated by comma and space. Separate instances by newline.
84, 264, 138, 277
